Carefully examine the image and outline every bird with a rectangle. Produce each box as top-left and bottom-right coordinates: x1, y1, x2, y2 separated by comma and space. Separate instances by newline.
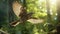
10, 1, 34, 26
10, 1, 44, 27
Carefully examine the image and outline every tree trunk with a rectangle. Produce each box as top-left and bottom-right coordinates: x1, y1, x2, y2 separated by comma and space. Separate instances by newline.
46, 0, 52, 33
46, 0, 51, 23
57, 0, 60, 24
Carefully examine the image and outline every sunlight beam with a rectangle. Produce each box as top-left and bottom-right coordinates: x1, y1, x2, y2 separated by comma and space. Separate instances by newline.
50, 0, 56, 5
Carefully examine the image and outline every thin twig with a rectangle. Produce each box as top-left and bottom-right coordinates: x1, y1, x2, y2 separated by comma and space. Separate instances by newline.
0, 29, 9, 34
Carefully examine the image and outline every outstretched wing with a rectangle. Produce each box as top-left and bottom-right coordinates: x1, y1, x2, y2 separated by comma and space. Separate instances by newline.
12, 1, 22, 17
10, 1, 22, 26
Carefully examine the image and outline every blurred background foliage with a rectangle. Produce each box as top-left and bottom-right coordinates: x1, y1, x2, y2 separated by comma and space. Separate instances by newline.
0, 0, 58, 34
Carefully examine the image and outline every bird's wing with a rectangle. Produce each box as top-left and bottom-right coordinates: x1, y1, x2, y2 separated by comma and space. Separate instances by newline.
27, 19, 44, 24
12, 1, 22, 17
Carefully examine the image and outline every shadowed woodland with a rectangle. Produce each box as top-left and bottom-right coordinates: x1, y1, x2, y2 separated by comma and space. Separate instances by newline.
0, 0, 60, 34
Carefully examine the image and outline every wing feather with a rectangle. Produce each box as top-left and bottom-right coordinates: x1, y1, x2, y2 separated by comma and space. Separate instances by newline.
12, 1, 22, 17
